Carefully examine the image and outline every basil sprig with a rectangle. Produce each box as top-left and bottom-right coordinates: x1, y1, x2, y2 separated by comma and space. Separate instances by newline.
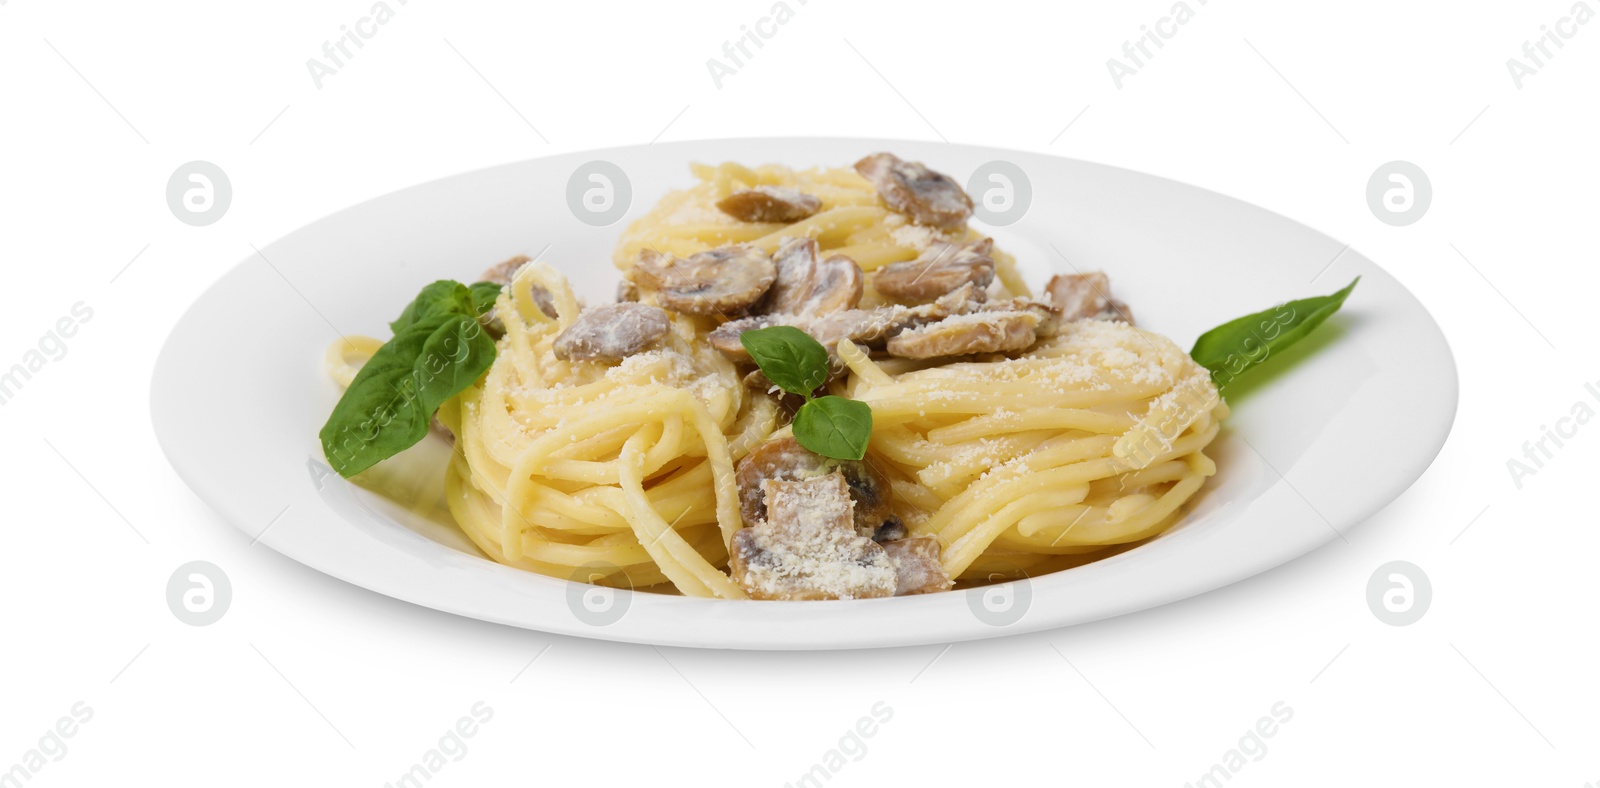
468, 281, 504, 315
792, 395, 874, 461
1190, 277, 1358, 392
741, 326, 873, 461
320, 280, 503, 478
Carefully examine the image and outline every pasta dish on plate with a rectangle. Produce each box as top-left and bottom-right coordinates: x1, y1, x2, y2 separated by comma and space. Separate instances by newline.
320, 152, 1352, 601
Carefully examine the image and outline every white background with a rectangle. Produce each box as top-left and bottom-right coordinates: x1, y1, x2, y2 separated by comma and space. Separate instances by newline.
2, 0, 1597, 785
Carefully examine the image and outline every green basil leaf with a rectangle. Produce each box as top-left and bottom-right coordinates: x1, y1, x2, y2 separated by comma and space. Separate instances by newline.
390, 280, 475, 334
468, 281, 504, 316
318, 324, 437, 478
414, 314, 496, 404
319, 363, 431, 478
1190, 277, 1358, 393
740, 325, 830, 396
322, 283, 499, 478
793, 396, 873, 461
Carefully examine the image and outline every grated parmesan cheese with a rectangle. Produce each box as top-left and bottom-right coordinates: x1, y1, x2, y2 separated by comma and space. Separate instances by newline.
888, 221, 946, 251
730, 475, 896, 600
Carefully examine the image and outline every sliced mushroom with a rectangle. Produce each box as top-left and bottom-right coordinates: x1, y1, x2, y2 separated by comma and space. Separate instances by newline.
880, 535, 953, 595
716, 186, 823, 223
634, 246, 776, 316
728, 474, 897, 600
808, 307, 920, 349
1045, 272, 1133, 325
552, 302, 669, 362
873, 238, 995, 304
709, 309, 903, 366
921, 281, 987, 320
761, 238, 864, 317
736, 436, 893, 537
708, 314, 779, 362
981, 295, 1060, 337
761, 238, 819, 315
708, 283, 984, 364
481, 254, 558, 318
809, 256, 867, 314
854, 152, 974, 228
616, 278, 639, 303
479, 255, 528, 286
885, 309, 1041, 359
742, 369, 810, 412
872, 517, 907, 543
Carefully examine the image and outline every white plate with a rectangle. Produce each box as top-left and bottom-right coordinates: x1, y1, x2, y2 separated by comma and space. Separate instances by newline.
151, 138, 1457, 649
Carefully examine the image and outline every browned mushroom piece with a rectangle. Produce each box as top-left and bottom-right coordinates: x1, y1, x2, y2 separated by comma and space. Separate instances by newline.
815, 283, 984, 348
880, 535, 954, 596
742, 367, 806, 403
761, 238, 865, 317
885, 309, 1041, 359
736, 436, 894, 537
872, 517, 908, 543
1045, 272, 1133, 325
634, 246, 776, 316
809, 256, 867, 314
761, 238, 818, 314
981, 295, 1060, 337
715, 186, 823, 223
480, 254, 558, 318
710, 309, 910, 367
728, 474, 897, 600
807, 307, 921, 349
920, 281, 987, 321
551, 302, 670, 362
873, 238, 995, 304
708, 283, 986, 364
854, 152, 974, 228
707, 314, 781, 362
615, 278, 639, 303
478, 255, 528, 286
713, 312, 859, 365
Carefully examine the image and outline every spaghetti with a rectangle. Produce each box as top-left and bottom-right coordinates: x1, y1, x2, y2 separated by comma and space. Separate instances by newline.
614, 161, 1034, 302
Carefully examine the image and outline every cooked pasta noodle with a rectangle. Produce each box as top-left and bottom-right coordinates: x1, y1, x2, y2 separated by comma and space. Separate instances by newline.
434, 263, 773, 596
614, 162, 1033, 301
838, 325, 1225, 582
